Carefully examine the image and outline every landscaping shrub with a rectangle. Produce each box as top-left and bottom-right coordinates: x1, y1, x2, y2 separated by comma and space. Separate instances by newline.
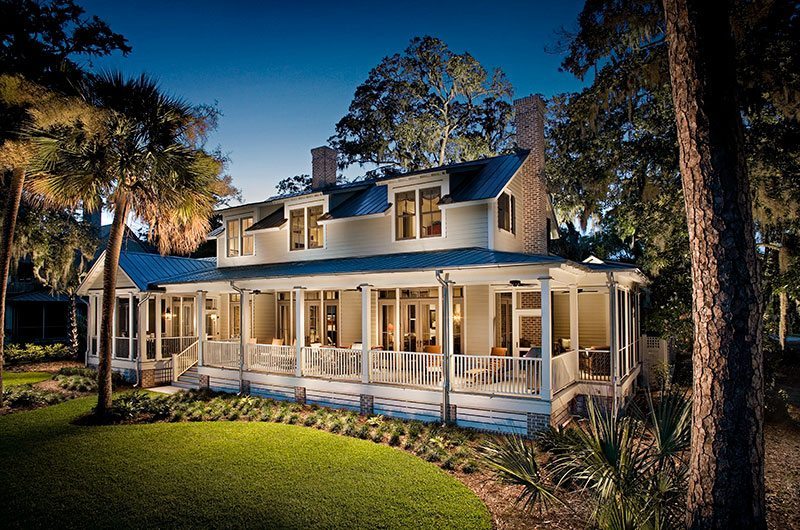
2, 386, 66, 409
56, 367, 126, 388
56, 375, 97, 393
5, 343, 72, 365
82, 389, 481, 473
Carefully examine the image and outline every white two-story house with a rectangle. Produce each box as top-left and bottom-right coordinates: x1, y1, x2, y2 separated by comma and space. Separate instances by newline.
78, 95, 647, 434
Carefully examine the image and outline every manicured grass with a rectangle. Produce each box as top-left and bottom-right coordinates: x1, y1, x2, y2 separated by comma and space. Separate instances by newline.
0, 397, 491, 529
4, 371, 51, 387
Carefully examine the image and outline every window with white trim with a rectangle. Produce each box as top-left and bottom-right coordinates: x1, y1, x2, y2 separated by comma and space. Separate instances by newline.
226, 217, 254, 257
289, 204, 325, 251
394, 186, 442, 241
498, 192, 516, 234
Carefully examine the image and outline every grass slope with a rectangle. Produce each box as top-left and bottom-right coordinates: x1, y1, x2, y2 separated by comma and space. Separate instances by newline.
0, 397, 491, 529
4, 371, 51, 386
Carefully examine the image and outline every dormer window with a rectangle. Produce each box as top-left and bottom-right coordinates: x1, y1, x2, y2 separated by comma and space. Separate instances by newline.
226, 217, 254, 257
289, 204, 325, 251
395, 186, 442, 241
419, 187, 442, 238
498, 192, 516, 234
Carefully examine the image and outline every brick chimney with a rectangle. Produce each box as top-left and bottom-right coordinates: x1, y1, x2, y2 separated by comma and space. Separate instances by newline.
311, 146, 338, 190
513, 94, 550, 255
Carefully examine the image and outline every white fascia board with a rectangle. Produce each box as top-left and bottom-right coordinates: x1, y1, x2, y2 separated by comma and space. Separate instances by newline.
316, 209, 391, 226
438, 198, 492, 210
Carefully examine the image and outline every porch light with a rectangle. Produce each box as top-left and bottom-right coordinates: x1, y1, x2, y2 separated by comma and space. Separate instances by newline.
164, 308, 173, 320
210, 313, 219, 321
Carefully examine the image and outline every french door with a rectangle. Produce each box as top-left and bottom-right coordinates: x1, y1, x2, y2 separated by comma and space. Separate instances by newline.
400, 300, 438, 352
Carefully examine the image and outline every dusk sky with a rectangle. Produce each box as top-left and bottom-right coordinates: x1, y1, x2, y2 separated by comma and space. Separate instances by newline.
81, 0, 587, 203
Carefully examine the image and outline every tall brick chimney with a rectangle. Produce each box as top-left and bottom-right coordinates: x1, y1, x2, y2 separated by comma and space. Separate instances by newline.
513, 94, 550, 255
311, 146, 338, 190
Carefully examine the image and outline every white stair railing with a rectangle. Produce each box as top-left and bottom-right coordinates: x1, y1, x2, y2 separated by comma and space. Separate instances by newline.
172, 340, 199, 381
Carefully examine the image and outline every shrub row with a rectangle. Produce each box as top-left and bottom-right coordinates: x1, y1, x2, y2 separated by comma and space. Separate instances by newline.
5, 343, 72, 365
2, 386, 66, 409
103, 391, 482, 473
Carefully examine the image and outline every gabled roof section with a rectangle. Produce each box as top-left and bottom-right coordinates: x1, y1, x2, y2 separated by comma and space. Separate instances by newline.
424, 152, 528, 204
207, 225, 224, 238
154, 247, 563, 287
321, 185, 390, 221
247, 206, 286, 232
118, 251, 217, 291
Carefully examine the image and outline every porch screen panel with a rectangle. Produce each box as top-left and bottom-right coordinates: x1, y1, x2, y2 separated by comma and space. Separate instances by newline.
518, 315, 541, 355
395, 191, 416, 240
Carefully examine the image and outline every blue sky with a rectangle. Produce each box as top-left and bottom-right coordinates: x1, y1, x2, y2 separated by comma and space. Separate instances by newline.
81, 0, 586, 203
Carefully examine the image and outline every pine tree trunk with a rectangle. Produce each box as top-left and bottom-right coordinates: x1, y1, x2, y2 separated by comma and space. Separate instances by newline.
778, 239, 789, 351
68, 293, 79, 357
662, 0, 765, 528
0, 167, 25, 403
96, 194, 129, 416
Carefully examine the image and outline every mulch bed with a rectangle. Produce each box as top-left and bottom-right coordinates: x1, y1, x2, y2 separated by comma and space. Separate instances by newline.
5, 360, 83, 373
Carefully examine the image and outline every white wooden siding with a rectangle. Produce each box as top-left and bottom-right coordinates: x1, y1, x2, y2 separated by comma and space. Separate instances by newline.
552, 292, 570, 343
216, 195, 489, 267
578, 292, 609, 347
340, 290, 361, 347
493, 172, 526, 253
253, 292, 275, 342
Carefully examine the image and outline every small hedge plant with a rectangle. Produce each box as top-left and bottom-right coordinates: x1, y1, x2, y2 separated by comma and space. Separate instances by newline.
5, 343, 72, 365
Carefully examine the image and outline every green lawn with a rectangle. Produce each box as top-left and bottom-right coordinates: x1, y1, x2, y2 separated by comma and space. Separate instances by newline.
4, 371, 51, 386
0, 397, 491, 529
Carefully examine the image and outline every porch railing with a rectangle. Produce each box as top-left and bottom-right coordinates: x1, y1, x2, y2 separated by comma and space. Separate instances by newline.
579, 349, 611, 381
204, 340, 240, 369
452, 355, 542, 396
302, 347, 361, 381
246, 343, 296, 375
113, 337, 136, 359
173, 340, 199, 380
161, 336, 198, 358
369, 350, 443, 389
552, 350, 579, 392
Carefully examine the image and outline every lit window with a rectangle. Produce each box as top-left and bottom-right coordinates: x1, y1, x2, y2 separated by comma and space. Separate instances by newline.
242, 217, 254, 255
226, 217, 254, 257
290, 209, 305, 250
226, 219, 240, 257
307, 205, 324, 249
419, 186, 441, 238
395, 191, 416, 240
498, 192, 515, 234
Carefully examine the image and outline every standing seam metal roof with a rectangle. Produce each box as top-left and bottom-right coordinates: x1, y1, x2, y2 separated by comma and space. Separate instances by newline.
117, 252, 217, 291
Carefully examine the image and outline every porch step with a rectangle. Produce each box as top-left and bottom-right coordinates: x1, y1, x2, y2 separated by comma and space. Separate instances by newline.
174, 365, 200, 390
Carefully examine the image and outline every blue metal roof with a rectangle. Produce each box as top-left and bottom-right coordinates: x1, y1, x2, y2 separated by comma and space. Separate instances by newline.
8, 290, 71, 303
207, 225, 224, 238
118, 251, 217, 291
324, 185, 390, 220
154, 247, 563, 287
445, 152, 527, 203
248, 206, 286, 231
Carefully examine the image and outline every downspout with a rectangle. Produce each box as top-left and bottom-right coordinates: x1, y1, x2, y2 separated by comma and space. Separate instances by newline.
229, 281, 246, 394
435, 270, 453, 425
606, 272, 619, 415
133, 292, 151, 388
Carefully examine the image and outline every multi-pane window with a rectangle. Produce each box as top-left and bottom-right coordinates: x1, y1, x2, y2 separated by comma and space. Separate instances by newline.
230, 294, 241, 338
290, 209, 305, 250
498, 192, 516, 234
419, 186, 442, 238
307, 205, 323, 249
395, 191, 416, 240
226, 217, 254, 257
289, 205, 325, 251
226, 219, 240, 257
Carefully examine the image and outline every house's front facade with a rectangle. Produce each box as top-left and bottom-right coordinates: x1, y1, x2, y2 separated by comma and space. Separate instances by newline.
78, 95, 648, 434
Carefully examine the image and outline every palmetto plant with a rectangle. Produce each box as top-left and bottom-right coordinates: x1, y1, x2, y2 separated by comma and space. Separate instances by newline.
26, 72, 232, 415
483, 392, 691, 530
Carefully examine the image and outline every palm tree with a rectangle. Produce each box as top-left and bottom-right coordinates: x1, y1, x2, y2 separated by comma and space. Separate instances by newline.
0, 75, 90, 400
27, 72, 231, 415
483, 392, 691, 529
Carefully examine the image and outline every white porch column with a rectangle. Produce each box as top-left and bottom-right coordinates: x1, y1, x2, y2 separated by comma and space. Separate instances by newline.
241, 290, 251, 371
138, 294, 148, 361
394, 288, 400, 351
95, 294, 102, 353
294, 287, 305, 377
607, 275, 619, 411
360, 284, 372, 383
127, 292, 135, 360
196, 291, 206, 366
539, 277, 552, 400
111, 296, 117, 358
154, 294, 162, 361
569, 285, 579, 353
86, 295, 94, 359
